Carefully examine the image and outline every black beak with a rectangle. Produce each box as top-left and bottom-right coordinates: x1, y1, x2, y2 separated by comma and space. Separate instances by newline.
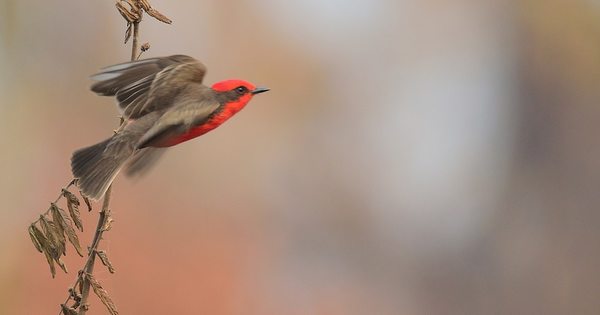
251, 87, 270, 95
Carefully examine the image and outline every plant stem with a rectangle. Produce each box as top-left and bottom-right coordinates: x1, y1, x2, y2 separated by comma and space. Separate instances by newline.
75, 16, 141, 315
77, 185, 112, 315
131, 21, 140, 61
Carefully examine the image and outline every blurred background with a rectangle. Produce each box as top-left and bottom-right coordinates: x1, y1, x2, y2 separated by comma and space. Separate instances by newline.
2, 0, 600, 314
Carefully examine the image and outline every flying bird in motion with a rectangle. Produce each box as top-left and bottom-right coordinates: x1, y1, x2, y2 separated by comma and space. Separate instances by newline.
71, 55, 269, 200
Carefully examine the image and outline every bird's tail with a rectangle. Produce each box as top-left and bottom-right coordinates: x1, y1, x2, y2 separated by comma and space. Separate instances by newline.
71, 137, 132, 201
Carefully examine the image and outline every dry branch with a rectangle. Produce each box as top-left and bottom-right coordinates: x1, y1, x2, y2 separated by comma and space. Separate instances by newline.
29, 1, 171, 314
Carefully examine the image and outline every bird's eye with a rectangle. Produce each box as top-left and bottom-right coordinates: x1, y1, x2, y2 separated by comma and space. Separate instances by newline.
235, 86, 247, 94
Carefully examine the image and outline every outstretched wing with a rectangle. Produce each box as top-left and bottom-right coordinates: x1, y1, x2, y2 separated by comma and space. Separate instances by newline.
90, 55, 207, 119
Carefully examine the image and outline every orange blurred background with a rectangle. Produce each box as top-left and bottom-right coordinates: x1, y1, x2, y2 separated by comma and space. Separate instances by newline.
2, 0, 600, 314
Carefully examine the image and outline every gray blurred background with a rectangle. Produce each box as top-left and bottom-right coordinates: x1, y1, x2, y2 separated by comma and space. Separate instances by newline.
2, 0, 600, 314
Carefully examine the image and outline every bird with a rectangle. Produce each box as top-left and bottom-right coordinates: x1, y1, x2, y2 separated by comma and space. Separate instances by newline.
71, 55, 269, 201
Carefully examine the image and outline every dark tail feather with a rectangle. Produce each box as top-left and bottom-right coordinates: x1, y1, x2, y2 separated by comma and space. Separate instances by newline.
71, 138, 129, 201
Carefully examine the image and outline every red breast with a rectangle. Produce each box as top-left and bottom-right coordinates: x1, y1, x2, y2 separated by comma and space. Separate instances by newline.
159, 79, 268, 146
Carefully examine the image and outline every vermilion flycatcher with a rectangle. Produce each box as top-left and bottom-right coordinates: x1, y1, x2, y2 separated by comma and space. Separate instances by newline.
71, 55, 269, 200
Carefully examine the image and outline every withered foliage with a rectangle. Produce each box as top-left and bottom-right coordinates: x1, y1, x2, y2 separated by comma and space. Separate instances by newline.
52, 203, 84, 256
30, 1, 172, 314
116, 0, 171, 44
63, 189, 84, 231
29, 184, 121, 315
29, 188, 87, 277
86, 273, 119, 315
81, 192, 93, 212
96, 250, 116, 274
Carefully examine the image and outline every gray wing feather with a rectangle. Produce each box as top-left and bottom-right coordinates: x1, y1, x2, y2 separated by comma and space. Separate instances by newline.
90, 55, 207, 119
136, 98, 220, 148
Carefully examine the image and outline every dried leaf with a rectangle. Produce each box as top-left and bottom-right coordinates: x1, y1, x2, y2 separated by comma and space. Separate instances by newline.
124, 22, 132, 44
43, 210, 70, 275
28, 224, 43, 253
139, 0, 172, 24
56, 257, 68, 273
39, 215, 65, 258
51, 204, 84, 257
63, 189, 83, 232
115, 1, 139, 23
125, 0, 137, 8
137, 0, 151, 11
42, 246, 56, 278
33, 222, 57, 277
86, 273, 119, 315
96, 250, 116, 273
61, 304, 78, 315
80, 192, 92, 212
146, 8, 172, 24
51, 205, 66, 240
